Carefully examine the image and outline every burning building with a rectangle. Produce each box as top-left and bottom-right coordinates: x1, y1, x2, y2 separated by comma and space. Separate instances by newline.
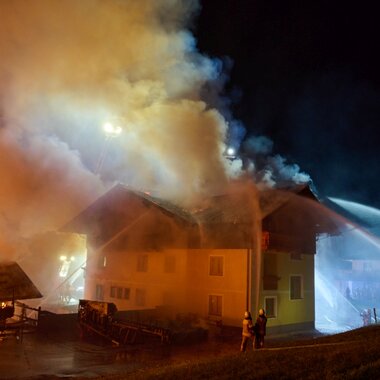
1, 0, 341, 336
0, 1, 320, 330
63, 181, 334, 333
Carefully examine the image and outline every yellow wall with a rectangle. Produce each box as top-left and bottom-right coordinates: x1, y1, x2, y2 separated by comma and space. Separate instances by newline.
185, 249, 247, 326
86, 247, 248, 325
85, 245, 315, 329
85, 248, 188, 314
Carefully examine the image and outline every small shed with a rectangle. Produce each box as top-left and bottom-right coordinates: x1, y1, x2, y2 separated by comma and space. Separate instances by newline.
0, 261, 42, 301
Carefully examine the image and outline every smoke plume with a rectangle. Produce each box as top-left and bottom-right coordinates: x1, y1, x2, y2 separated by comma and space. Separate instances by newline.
0, 0, 243, 249
242, 136, 310, 188
0, 0, 311, 258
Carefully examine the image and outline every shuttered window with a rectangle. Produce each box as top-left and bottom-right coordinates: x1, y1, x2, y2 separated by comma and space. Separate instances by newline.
290, 275, 303, 300
137, 254, 148, 272
95, 284, 104, 301
209, 256, 224, 276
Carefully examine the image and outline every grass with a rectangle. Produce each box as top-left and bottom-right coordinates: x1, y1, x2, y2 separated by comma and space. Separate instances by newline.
26, 325, 380, 380
124, 325, 380, 380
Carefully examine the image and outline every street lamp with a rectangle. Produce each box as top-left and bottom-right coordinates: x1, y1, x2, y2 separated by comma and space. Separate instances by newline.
59, 255, 75, 278
95, 119, 123, 174
225, 147, 237, 160
103, 122, 122, 137
227, 147, 235, 156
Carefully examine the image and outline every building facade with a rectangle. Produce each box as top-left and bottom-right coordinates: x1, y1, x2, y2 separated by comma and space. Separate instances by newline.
64, 182, 330, 332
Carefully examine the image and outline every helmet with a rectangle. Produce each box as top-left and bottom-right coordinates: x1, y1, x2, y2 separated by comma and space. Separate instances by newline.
259, 309, 265, 316
244, 311, 251, 319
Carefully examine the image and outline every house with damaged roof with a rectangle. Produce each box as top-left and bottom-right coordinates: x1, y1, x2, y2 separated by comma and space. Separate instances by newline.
63, 182, 335, 333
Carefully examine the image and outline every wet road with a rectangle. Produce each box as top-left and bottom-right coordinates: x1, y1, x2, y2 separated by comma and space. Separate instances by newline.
0, 333, 168, 379
0, 328, 239, 379
0, 324, 318, 379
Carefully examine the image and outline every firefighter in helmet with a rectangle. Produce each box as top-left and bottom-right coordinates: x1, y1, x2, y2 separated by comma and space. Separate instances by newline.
240, 311, 254, 352
254, 308, 267, 349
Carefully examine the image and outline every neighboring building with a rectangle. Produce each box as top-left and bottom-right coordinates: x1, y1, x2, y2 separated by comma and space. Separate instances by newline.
316, 198, 380, 330
16, 232, 88, 312
63, 182, 334, 333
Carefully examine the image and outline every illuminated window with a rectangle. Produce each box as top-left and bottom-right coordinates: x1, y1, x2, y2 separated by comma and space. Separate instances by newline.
124, 288, 130, 299
95, 284, 104, 301
137, 254, 148, 272
208, 295, 222, 316
164, 256, 176, 273
290, 275, 303, 300
264, 296, 277, 318
135, 288, 146, 306
209, 256, 224, 276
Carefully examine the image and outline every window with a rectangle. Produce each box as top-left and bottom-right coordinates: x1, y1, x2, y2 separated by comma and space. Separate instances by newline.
95, 284, 104, 301
261, 231, 270, 251
110, 286, 117, 298
111, 286, 129, 299
290, 275, 303, 300
164, 256, 176, 273
264, 296, 277, 318
209, 256, 224, 276
124, 288, 130, 299
208, 295, 222, 316
137, 254, 148, 272
135, 288, 146, 306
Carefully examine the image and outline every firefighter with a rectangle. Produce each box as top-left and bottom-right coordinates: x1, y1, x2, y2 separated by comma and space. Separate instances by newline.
254, 308, 267, 349
361, 308, 371, 326
240, 311, 254, 352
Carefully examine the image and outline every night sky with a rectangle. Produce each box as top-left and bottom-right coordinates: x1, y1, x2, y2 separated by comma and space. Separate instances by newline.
195, 0, 380, 208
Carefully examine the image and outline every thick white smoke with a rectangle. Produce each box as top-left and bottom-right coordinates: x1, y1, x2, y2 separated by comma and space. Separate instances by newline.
0, 0, 311, 260
0, 0, 241, 252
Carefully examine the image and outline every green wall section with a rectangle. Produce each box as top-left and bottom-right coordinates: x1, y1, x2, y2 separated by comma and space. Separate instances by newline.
260, 252, 315, 328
